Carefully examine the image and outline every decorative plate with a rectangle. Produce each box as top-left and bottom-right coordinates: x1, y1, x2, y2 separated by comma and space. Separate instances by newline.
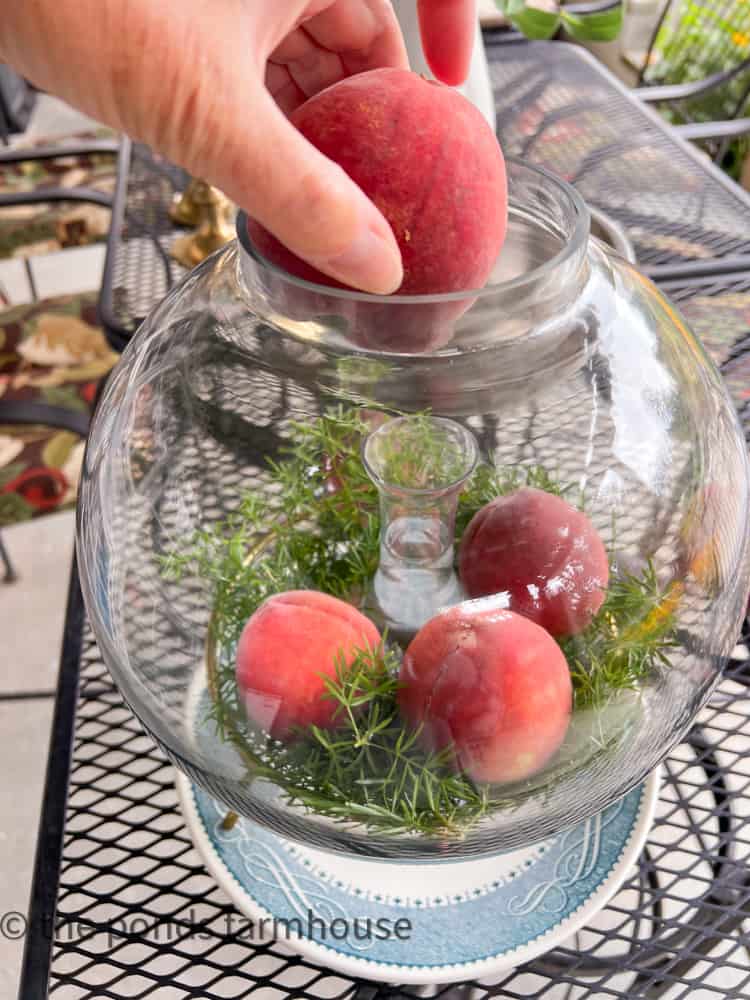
177, 769, 659, 985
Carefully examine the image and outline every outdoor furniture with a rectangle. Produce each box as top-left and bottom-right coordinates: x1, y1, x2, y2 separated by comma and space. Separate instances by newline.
18, 39, 750, 1000
0, 140, 119, 210
634, 0, 750, 167
0, 530, 15, 582
0, 140, 117, 580
0, 394, 92, 585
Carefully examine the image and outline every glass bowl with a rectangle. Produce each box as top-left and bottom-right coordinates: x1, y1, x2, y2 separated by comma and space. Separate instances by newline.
77, 159, 750, 859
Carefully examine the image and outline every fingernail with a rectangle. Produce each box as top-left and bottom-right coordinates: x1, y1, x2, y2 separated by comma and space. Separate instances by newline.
315, 222, 403, 295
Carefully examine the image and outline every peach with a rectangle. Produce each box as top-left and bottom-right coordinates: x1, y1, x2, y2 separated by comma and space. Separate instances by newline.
235, 590, 381, 740
399, 601, 572, 784
249, 68, 506, 294
247, 68, 507, 351
459, 487, 609, 637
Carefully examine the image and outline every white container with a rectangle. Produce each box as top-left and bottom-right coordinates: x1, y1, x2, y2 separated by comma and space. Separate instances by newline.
391, 0, 497, 131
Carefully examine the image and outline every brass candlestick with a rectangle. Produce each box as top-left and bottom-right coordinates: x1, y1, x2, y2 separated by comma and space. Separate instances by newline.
169, 178, 204, 227
170, 181, 235, 268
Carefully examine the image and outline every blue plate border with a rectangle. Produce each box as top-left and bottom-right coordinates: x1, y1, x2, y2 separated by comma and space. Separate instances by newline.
177, 770, 659, 984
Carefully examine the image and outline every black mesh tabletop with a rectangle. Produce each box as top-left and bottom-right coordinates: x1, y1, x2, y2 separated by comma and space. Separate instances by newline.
19, 568, 750, 999
661, 269, 750, 438
21, 34, 750, 1000
488, 42, 750, 276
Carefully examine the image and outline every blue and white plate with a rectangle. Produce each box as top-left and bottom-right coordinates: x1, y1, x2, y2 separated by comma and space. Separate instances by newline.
177, 770, 658, 984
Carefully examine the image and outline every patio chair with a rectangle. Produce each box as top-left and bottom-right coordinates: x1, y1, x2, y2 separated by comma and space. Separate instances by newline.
0, 139, 116, 580
633, 0, 750, 169
0, 403, 90, 583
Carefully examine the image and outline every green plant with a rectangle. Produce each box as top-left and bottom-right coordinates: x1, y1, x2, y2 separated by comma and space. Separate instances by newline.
162, 406, 678, 837
495, 0, 624, 42
646, 0, 750, 181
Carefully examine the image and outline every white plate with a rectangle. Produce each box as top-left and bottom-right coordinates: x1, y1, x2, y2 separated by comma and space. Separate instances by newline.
177, 768, 659, 984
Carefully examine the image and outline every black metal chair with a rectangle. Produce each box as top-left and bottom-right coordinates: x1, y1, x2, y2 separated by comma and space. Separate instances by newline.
633, 0, 750, 169
0, 139, 119, 210
0, 139, 117, 580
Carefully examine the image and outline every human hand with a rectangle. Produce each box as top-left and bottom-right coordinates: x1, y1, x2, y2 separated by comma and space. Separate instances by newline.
1, 0, 476, 292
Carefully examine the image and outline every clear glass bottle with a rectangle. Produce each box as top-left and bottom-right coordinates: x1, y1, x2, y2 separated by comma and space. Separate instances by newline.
362, 414, 478, 641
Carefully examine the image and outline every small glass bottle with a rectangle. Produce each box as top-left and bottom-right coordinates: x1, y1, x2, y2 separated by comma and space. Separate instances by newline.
362, 414, 478, 642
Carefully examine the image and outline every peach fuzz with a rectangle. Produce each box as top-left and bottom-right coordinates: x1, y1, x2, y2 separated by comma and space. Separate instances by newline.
246, 68, 507, 352
459, 487, 609, 637
399, 600, 572, 784
248, 68, 506, 294
235, 590, 381, 740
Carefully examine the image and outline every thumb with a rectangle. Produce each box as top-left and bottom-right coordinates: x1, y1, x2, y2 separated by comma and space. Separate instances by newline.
0, 0, 403, 294
417, 0, 477, 86
204, 89, 403, 295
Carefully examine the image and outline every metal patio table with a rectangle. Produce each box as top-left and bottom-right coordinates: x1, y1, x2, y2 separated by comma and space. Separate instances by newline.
18, 38, 750, 1000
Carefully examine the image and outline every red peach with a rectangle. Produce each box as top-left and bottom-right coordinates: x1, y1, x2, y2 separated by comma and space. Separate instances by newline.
347, 296, 468, 353
399, 601, 572, 784
235, 590, 381, 740
249, 68, 507, 294
247, 68, 507, 352
459, 487, 609, 637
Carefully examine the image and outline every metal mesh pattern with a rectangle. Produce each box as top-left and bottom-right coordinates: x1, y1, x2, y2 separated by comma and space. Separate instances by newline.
661, 269, 750, 435
100, 145, 190, 343
44, 596, 750, 998
489, 43, 750, 271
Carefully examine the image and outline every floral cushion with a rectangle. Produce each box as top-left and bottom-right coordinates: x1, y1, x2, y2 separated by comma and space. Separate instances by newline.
0, 130, 116, 259
0, 294, 118, 525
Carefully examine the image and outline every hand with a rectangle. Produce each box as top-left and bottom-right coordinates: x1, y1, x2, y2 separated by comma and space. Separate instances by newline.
1, 0, 476, 293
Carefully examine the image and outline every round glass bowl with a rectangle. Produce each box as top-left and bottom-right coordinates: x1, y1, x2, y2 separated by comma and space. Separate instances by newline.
77, 159, 750, 859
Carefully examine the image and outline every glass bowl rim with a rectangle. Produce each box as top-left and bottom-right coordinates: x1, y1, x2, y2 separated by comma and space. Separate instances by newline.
235, 156, 590, 305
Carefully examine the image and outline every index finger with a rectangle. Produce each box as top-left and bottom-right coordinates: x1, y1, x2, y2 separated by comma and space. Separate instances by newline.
417, 0, 476, 86
303, 0, 409, 76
